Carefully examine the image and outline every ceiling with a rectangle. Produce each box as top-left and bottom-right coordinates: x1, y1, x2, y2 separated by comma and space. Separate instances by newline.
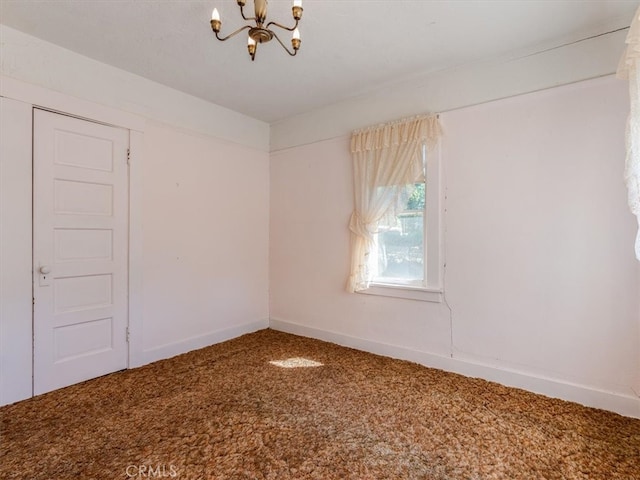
1, 0, 638, 123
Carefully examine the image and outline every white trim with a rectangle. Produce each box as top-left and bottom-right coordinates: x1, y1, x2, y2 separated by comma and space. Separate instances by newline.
139, 319, 269, 365
128, 131, 145, 368
270, 29, 629, 151
426, 142, 444, 290
0, 26, 269, 151
269, 318, 640, 419
357, 284, 443, 303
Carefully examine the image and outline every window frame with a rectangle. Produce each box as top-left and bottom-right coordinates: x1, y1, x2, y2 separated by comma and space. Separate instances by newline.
356, 142, 443, 302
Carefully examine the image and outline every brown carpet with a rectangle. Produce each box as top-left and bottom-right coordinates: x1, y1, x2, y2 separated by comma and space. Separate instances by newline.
1, 329, 639, 480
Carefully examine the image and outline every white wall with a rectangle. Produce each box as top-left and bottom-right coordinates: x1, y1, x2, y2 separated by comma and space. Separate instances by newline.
0, 97, 33, 405
270, 75, 640, 417
444, 76, 638, 395
0, 29, 270, 404
139, 120, 269, 363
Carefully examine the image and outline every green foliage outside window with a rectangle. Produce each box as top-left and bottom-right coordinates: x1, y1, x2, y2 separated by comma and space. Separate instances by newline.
406, 183, 425, 210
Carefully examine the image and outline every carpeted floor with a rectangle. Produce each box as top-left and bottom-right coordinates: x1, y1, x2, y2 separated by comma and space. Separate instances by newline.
1, 329, 639, 480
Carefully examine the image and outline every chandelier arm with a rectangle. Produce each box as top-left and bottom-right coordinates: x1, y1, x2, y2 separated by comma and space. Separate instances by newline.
266, 19, 299, 32
215, 24, 252, 42
271, 30, 297, 56
239, 4, 257, 22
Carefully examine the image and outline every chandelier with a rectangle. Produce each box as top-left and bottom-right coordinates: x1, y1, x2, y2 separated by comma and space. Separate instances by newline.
210, 0, 303, 61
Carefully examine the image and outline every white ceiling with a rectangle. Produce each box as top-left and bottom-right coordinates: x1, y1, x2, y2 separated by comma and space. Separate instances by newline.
1, 0, 638, 123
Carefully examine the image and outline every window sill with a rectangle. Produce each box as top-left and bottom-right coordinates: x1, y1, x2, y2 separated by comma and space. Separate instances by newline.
356, 283, 443, 303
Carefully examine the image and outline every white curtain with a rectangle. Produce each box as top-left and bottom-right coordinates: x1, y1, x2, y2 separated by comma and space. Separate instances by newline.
618, 6, 640, 260
347, 115, 442, 293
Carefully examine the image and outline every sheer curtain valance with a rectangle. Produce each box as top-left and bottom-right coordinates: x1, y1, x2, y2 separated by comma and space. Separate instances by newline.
347, 115, 442, 293
618, 5, 640, 260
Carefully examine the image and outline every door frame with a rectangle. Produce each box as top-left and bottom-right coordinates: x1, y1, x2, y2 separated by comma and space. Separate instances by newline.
0, 79, 145, 405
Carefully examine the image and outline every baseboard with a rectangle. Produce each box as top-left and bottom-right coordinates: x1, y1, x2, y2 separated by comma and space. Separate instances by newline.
139, 319, 269, 366
269, 318, 640, 419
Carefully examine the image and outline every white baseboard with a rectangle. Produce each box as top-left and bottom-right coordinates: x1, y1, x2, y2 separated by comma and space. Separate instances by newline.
139, 319, 269, 366
269, 317, 640, 419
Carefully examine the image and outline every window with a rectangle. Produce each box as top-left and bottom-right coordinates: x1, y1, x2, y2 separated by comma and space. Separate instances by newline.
347, 115, 442, 301
360, 145, 442, 302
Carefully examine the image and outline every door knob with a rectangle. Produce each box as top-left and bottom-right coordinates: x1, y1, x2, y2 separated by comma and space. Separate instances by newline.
39, 266, 51, 275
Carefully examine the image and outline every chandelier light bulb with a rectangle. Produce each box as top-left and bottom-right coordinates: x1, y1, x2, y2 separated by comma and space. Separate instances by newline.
291, 27, 301, 51
210, 0, 303, 60
247, 34, 257, 61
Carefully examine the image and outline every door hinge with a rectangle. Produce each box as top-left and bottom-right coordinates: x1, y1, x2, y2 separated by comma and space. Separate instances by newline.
126, 327, 130, 343
126, 148, 131, 165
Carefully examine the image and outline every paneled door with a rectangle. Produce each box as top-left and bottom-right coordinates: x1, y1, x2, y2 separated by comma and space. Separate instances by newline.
33, 109, 129, 395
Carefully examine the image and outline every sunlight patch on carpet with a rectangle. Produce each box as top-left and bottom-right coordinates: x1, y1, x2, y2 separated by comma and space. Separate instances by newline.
269, 357, 324, 368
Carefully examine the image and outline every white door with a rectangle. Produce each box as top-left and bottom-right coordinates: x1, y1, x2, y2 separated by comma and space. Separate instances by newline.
33, 109, 129, 395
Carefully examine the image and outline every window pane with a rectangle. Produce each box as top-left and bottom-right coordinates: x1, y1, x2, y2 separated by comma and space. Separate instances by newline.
372, 183, 425, 285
